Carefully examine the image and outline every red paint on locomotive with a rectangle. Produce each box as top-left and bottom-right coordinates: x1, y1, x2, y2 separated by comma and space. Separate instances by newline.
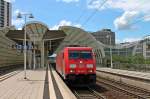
56, 47, 96, 84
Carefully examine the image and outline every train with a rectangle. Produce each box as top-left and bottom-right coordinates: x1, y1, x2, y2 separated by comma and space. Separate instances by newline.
48, 54, 56, 67
56, 46, 96, 85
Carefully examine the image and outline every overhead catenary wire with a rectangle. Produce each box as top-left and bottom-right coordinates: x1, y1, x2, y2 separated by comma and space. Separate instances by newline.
58, 0, 109, 48
82, 0, 108, 26
64, 0, 109, 33
75, 0, 96, 23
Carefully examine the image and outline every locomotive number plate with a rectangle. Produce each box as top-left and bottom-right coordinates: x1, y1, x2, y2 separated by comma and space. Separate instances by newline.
79, 64, 84, 68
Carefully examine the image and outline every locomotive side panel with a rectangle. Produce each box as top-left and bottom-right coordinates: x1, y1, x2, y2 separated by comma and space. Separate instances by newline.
56, 51, 63, 75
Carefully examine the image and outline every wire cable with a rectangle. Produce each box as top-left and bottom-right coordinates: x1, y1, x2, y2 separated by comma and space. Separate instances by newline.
82, 0, 108, 26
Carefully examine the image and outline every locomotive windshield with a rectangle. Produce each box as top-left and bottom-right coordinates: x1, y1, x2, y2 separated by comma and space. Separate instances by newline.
80, 51, 92, 59
69, 50, 92, 59
69, 51, 80, 59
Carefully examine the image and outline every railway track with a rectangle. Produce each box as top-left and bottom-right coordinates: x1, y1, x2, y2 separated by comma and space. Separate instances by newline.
0, 65, 22, 75
0, 70, 21, 82
97, 77, 150, 99
106, 77, 150, 96
72, 86, 106, 99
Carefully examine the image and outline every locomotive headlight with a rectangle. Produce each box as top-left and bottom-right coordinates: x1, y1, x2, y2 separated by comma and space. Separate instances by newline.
87, 64, 93, 68
70, 64, 76, 68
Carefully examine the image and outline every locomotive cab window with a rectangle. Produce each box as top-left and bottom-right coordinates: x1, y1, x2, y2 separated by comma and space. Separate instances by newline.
80, 51, 92, 59
69, 51, 79, 59
69, 50, 92, 59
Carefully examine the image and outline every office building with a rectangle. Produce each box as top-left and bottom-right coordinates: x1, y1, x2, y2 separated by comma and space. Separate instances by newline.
91, 29, 115, 45
104, 35, 150, 59
0, 0, 11, 27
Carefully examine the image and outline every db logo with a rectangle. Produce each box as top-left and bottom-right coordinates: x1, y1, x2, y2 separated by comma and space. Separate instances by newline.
80, 61, 83, 63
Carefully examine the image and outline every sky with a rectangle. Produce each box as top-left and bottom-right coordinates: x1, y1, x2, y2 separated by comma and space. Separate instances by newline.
6, 0, 150, 43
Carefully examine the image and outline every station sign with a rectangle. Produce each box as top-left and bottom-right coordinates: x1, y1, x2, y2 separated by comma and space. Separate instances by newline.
12, 44, 38, 51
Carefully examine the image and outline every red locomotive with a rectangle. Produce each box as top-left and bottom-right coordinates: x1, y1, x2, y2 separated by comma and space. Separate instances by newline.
56, 46, 96, 85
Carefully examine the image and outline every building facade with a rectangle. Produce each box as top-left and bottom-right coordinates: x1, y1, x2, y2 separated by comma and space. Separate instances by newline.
104, 36, 150, 59
91, 29, 115, 45
91, 28, 150, 59
0, 0, 11, 27
1, 23, 149, 67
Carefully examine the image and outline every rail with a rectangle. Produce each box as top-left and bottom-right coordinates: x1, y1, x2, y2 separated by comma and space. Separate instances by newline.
96, 69, 150, 83
0, 64, 23, 75
97, 77, 150, 99
72, 86, 106, 99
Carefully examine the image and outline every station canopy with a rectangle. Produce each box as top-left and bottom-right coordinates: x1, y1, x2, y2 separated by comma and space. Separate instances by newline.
6, 21, 66, 42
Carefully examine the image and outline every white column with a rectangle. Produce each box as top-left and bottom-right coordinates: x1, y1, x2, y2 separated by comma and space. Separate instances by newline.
143, 42, 147, 59
49, 40, 51, 50
41, 40, 45, 68
33, 47, 36, 69
110, 36, 113, 68
33, 41, 36, 69
28, 41, 32, 69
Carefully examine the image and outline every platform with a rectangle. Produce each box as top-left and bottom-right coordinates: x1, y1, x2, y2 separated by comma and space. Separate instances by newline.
97, 68, 150, 80
0, 67, 76, 99
97, 67, 150, 91
0, 70, 46, 99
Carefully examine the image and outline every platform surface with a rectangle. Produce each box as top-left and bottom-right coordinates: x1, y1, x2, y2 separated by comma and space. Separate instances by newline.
0, 70, 46, 99
97, 67, 150, 80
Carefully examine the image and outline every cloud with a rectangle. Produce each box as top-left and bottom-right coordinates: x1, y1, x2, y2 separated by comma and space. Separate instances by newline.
114, 11, 139, 30
105, 0, 150, 13
12, 19, 24, 26
117, 37, 141, 43
116, 39, 121, 44
87, 0, 150, 30
13, 9, 20, 17
87, 0, 106, 10
108, 0, 150, 30
74, 24, 82, 28
17, 28, 22, 30
50, 20, 82, 30
56, 0, 79, 3
12, 9, 25, 29
143, 15, 150, 22
13, 9, 26, 17
4, 0, 15, 2
123, 38, 141, 42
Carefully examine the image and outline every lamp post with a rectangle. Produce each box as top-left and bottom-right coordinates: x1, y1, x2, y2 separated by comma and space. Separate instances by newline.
106, 35, 113, 68
17, 13, 34, 79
